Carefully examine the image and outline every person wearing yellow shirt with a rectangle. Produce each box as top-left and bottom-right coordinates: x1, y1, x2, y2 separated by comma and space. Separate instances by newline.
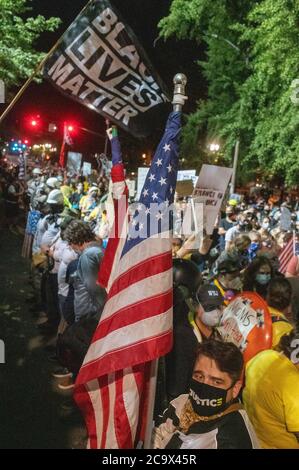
243, 329, 299, 448
266, 277, 294, 348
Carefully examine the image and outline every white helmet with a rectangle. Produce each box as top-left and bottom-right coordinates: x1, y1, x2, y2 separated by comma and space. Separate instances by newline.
46, 177, 60, 189
46, 189, 64, 205
32, 168, 42, 176
88, 185, 99, 195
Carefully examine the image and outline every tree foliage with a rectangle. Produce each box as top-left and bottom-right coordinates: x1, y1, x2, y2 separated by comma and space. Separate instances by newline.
159, 0, 299, 185
0, 0, 61, 93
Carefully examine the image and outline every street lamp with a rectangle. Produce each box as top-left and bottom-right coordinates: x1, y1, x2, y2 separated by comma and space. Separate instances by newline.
209, 143, 220, 152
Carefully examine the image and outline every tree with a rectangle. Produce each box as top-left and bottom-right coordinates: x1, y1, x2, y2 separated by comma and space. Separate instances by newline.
0, 0, 61, 95
159, 0, 299, 186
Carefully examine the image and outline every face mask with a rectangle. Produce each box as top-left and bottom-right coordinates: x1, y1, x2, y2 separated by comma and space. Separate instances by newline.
250, 242, 260, 252
189, 379, 233, 417
201, 309, 222, 327
255, 273, 271, 285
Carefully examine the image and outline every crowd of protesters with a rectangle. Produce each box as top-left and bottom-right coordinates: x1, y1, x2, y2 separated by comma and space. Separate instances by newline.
1, 156, 299, 449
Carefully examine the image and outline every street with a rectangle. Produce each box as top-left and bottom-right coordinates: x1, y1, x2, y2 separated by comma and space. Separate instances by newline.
0, 225, 86, 449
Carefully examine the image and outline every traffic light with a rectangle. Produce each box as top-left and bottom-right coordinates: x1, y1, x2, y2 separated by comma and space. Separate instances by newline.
27, 115, 41, 131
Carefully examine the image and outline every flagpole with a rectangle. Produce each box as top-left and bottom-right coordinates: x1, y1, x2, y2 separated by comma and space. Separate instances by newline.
143, 74, 188, 450
0, 0, 94, 126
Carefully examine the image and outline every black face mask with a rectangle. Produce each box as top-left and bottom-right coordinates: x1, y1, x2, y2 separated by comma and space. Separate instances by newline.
189, 379, 234, 417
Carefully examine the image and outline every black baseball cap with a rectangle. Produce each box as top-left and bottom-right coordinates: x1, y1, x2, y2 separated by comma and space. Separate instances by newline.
195, 284, 224, 311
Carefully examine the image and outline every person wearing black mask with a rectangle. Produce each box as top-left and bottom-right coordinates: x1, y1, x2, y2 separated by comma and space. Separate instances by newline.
153, 340, 259, 449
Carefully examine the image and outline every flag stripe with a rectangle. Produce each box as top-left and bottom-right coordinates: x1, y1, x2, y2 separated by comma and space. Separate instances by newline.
114, 370, 133, 448
77, 330, 172, 387
279, 236, 294, 273
99, 268, 172, 326
92, 289, 173, 344
83, 306, 172, 370
107, 236, 171, 294
75, 381, 99, 449
108, 250, 172, 300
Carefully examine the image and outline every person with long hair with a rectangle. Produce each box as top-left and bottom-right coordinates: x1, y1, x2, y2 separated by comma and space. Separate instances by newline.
243, 256, 274, 299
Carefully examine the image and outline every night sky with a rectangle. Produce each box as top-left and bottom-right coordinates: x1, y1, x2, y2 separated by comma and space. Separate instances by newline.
1, 0, 205, 169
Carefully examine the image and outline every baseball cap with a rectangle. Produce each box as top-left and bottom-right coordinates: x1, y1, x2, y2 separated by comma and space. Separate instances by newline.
195, 284, 224, 311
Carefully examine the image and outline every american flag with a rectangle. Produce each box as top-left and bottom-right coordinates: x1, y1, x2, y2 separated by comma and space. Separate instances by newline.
74, 111, 181, 448
279, 233, 295, 273
59, 123, 73, 168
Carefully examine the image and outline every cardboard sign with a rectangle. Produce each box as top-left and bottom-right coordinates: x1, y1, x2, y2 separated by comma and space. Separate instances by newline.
176, 180, 194, 197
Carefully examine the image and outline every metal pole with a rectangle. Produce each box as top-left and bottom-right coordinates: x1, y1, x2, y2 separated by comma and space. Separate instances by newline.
231, 139, 240, 195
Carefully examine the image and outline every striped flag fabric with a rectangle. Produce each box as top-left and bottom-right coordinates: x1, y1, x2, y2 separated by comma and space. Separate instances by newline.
279, 234, 295, 273
97, 126, 128, 290
74, 111, 181, 448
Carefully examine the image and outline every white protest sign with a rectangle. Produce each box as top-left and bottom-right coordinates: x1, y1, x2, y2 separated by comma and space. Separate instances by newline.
67, 152, 82, 175
82, 161, 92, 176
193, 165, 233, 234
177, 170, 196, 182
217, 297, 257, 351
126, 179, 136, 198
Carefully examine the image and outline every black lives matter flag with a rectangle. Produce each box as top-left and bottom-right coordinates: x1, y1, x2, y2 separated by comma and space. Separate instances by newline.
43, 0, 169, 137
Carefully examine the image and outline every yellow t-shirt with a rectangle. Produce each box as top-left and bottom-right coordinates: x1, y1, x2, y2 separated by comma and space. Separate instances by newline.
269, 306, 293, 349
243, 350, 299, 448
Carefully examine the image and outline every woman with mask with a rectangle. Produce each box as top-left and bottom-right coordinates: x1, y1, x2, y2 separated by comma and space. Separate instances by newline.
243, 256, 274, 299
154, 340, 259, 449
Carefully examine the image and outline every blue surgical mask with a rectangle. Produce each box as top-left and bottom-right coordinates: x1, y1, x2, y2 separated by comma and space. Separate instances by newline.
250, 242, 260, 252
256, 273, 271, 285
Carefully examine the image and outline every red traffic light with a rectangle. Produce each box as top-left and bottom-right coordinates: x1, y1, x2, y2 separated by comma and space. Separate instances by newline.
67, 125, 74, 132
27, 115, 41, 131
